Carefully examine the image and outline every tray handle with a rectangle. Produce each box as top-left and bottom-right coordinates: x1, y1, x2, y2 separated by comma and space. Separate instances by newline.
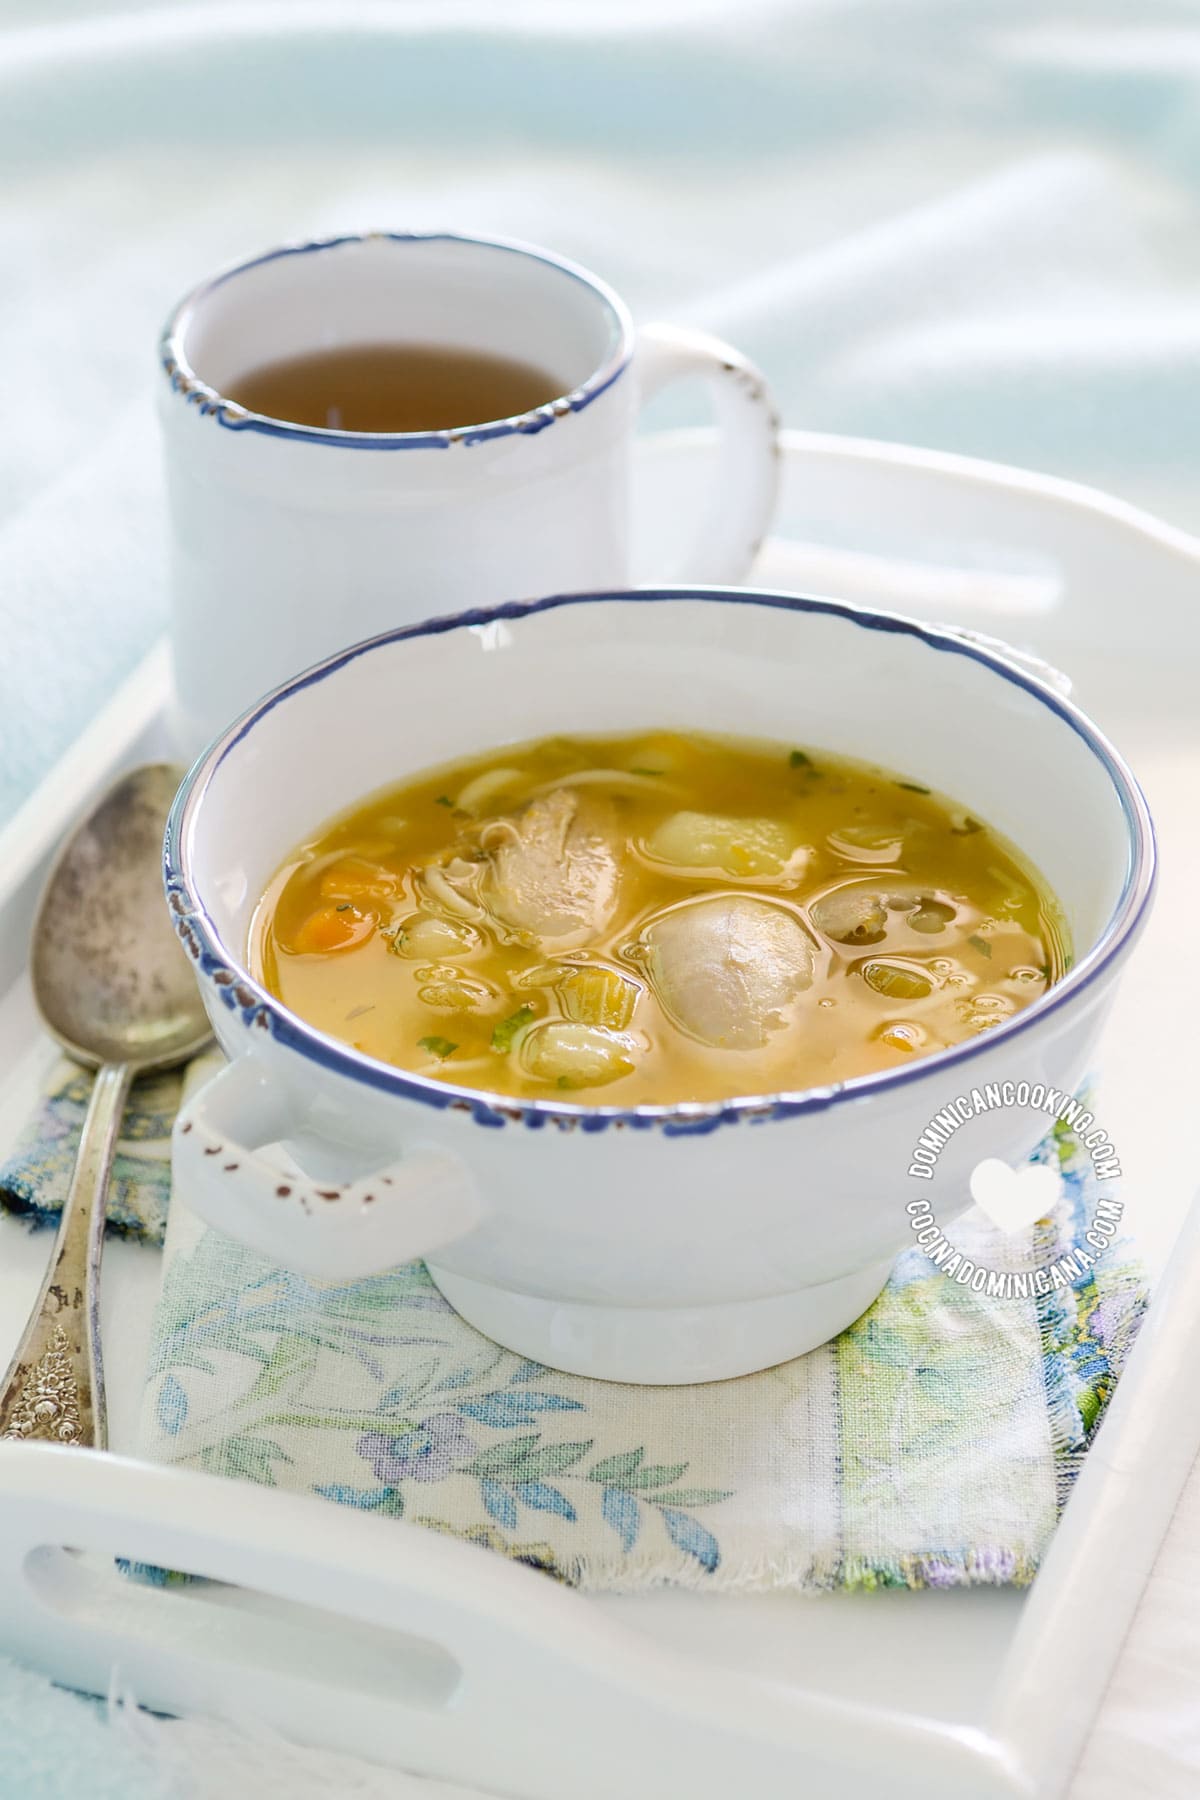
0, 1444, 1020, 1799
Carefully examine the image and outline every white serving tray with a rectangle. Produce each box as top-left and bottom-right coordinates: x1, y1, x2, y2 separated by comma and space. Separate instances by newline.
0, 429, 1198, 1800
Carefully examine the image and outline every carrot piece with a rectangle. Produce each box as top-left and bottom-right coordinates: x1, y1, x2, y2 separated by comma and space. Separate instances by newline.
318, 857, 398, 901
289, 904, 376, 954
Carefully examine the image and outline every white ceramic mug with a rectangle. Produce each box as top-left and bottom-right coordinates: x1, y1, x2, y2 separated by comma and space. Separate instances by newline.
158, 231, 780, 754
165, 588, 1154, 1385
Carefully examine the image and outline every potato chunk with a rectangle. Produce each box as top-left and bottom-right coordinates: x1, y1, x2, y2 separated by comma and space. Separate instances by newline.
644, 811, 797, 879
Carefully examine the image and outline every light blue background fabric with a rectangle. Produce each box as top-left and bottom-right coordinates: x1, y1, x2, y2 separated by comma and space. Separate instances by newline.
0, 1658, 175, 1800
2, 1, 1200, 830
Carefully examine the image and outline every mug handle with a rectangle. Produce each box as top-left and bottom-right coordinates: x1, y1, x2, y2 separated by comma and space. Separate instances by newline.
634, 321, 781, 583
173, 1056, 483, 1281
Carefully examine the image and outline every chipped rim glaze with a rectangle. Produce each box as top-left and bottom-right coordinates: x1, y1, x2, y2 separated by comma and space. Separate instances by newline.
164, 587, 1156, 1136
158, 230, 634, 451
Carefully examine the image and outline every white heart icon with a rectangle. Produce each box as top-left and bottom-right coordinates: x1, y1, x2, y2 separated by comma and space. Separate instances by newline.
969, 1158, 1060, 1235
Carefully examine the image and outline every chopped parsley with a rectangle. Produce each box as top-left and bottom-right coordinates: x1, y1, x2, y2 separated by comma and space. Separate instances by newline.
491, 1005, 535, 1053
967, 933, 992, 958
952, 815, 983, 835
418, 1036, 458, 1059
435, 794, 454, 808
629, 767, 664, 777
335, 902, 354, 912
788, 748, 812, 767
896, 781, 931, 795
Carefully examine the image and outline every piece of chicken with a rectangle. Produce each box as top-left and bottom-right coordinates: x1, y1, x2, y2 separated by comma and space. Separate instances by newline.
642, 895, 815, 1049
445, 787, 621, 952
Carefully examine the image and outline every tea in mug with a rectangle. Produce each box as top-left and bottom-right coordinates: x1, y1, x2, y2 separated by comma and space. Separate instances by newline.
223, 342, 567, 433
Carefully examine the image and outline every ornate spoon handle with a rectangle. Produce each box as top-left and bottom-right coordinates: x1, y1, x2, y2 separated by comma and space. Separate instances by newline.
0, 1062, 132, 1449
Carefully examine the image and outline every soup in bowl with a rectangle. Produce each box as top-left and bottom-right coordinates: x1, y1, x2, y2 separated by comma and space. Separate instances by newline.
251, 732, 1070, 1103
165, 589, 1154, 1383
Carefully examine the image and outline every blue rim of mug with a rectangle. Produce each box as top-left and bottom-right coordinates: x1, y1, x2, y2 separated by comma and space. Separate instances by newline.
164, 587, 1157, 1137
158, 230, 635, 451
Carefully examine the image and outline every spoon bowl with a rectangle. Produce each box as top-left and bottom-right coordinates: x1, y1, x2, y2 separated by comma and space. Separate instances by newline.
32, 764, 212, 1068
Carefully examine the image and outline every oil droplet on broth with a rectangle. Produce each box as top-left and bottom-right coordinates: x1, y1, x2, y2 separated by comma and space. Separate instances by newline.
876, 1021, 926, 1053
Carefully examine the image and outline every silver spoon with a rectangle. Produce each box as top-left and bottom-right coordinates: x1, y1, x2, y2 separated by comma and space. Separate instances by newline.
0, 765, 212, 1449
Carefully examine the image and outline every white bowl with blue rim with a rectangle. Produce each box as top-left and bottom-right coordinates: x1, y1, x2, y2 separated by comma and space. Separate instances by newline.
165, 588, 1155, 1384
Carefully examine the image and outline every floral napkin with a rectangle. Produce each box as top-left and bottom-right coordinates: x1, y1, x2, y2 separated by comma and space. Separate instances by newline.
0, 1058, 1146, 1593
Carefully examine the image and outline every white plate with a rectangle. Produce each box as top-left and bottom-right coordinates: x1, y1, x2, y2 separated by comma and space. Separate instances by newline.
0, 428, 1197, 1800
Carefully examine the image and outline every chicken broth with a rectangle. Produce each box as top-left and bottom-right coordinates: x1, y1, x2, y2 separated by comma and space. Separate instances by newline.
250, 732, 1070, 1104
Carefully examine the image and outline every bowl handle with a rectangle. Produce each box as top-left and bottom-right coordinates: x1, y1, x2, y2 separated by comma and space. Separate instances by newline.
173, 1055, 483, 1280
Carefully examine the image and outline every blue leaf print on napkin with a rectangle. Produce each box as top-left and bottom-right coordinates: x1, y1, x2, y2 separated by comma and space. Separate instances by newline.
515, 1481, 577, 1520
155, 1374, 189, 1437
659, 1507, 720, 1573
601, 1487, 640, 1552
480, 1480, 519, 1529
460, 1390, 585, 1428
314, 1483, 403, 1514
